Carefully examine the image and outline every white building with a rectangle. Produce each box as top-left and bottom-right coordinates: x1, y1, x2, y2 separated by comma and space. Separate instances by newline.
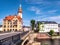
23, 26, 31, 31
0, 27, 2, 31
58, 24, 60, 32
0, 25, 3, 31
37, 21, 58, 32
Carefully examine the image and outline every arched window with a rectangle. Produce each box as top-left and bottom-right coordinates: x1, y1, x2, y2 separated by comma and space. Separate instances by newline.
4, 29, 6, 32
10, 29, 12, 32
7, 29, 9, 32
15, 29, 17, 31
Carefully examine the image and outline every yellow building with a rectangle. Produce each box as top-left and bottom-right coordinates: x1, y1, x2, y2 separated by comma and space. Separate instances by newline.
3, 5, 23, 32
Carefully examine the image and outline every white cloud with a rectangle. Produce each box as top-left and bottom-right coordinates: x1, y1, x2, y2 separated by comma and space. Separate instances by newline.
48, 10, 57, 13
25, 0, 60, 7
36, 9, 41, 14
45, 16, 60, 23
25, 0, 51, 5
28, 6, 58, 15
34, 15, 60, 23
29, 6, 37, 11
28, 6, 41, 14
23, 15, 60, 26
47, 16, 60, 23
25, 0, 43, 4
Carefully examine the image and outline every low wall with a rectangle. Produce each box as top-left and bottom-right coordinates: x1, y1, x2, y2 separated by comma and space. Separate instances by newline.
0, 33, 21, 45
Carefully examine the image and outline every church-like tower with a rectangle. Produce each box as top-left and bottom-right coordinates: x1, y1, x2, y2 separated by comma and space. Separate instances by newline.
3, 4, 23, 32
18, 4, 22, 18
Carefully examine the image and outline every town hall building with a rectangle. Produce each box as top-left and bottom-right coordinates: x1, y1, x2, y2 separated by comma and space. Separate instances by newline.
3, 5, 23, 32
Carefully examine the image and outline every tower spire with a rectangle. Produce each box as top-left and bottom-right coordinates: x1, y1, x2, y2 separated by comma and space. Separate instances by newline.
18, 4, 22, 18
18, 4, 22, 13
20, 4, 21, 8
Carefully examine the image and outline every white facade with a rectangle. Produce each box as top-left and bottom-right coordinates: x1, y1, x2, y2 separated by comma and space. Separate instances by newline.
39, 22, 59, 32
18, 4, 22, 18
18, 13, 22, 18
23, 26, 31, 31
0, 27, 2, 31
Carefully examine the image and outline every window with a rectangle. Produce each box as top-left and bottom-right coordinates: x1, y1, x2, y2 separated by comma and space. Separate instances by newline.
8, 20, 12, 24
4, 29, 5, 31
8, 26, 9, 27
10, 22, 12, 24
10, 29, 12, 32
15, 29, 17, 31
7, 29, 9, 32
13, 29, 14, 31
10, 25, 12, 27
4, 25, 6, 28
13, 25, 17, 28
15, 25, 17, 27
8, 22, 9, 24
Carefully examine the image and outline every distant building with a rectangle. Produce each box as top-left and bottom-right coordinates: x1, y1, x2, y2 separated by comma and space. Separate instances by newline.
3, 5, 23, 32
23, 26, 31, 31
0, 25, 2, 31
36, 21, 58, 32
58, 24, 60, 32
0, 25, 2, 27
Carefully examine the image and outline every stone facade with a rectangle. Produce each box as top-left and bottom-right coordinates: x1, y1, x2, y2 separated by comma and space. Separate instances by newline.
3, 5, 23, 32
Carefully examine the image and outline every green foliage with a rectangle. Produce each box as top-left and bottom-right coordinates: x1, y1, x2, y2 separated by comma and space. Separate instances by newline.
49, 30, 54, 36
30, 19, 35, 30
44, 43, 48, 45
37, 22, 40, 31
36, 22, 43, 32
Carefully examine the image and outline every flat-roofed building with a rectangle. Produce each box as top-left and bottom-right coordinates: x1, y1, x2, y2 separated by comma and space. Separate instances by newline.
36, 21, 58, 32
23, 26, 31, 31
0, 25, 2, 31
58, 24, 60, 32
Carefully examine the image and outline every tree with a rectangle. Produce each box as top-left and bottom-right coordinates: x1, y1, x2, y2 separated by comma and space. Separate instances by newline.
36, 21, 42, 32
30, 19, 35, 30
49, 30, 54, 36
41, 25, 44, 31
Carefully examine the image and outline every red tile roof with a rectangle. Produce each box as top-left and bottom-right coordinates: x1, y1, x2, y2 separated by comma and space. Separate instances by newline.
5, 16, 14, 20
4, 15, 22, 21
16, 16, 22, 20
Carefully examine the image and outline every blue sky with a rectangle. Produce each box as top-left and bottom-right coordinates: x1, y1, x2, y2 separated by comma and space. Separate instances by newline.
0, 0, 60, 26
